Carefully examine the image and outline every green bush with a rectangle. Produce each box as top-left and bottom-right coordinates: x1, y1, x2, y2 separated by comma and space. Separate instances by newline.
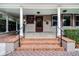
64, 29, 79, 44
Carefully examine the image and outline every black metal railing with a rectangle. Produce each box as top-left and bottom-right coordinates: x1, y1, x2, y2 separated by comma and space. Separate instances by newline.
56, 25, 64, 47
16, 26, 25, 47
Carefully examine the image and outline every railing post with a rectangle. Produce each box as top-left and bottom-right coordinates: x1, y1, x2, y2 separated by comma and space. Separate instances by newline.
56, 25, 57, 38
19, 31, 21, 47
60, 29, 62, 47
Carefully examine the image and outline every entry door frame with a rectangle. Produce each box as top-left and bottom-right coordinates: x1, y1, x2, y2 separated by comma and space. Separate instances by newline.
36, 16, 43, 32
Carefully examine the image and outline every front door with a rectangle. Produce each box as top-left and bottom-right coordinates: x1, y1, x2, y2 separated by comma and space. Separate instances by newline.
36, 16, 43, 32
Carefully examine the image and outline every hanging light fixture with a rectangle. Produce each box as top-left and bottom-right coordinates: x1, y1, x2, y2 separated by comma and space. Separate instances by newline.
37, 11, 40, 14
63, 10, 67, 13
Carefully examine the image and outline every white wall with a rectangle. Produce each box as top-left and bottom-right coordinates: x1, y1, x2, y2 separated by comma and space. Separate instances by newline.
25, 21, 36, 32
0, 43, 6, 56
0, 41, 19, 56
43, 15, 52, 32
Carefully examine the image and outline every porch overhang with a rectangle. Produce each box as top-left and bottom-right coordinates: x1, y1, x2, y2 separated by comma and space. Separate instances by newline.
0, 3, 79, 36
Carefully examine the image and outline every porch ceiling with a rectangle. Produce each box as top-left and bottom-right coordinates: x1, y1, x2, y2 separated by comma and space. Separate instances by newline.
0, 8, 20, 17
0, 3, 79, 16
0, 8, 79, 17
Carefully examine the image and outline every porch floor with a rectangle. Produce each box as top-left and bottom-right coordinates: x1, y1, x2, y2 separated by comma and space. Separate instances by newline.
0, 34, 18, 43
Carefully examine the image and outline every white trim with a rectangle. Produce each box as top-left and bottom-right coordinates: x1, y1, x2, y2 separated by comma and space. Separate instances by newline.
0, 3, 79, 9
73, 14, 75, 27
62, 14, 72, 16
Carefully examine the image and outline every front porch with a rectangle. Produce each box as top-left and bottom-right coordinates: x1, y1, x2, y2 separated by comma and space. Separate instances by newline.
0, 3, 79, 56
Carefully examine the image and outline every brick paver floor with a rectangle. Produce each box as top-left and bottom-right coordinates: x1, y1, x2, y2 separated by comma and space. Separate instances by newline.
7, 51, 79, 56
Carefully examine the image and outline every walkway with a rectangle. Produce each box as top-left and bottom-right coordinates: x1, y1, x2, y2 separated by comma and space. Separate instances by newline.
7, 51, 79, 56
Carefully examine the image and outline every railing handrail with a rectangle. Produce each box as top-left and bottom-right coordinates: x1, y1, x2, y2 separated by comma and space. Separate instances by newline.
16, 26, 25, 47
56, 25, 63, 47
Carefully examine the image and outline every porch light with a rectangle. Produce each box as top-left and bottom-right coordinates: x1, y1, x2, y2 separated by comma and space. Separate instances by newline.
37, 11, 40, 14
63, 10, 67, 13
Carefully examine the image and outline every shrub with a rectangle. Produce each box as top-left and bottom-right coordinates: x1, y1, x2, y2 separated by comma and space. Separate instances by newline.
64, 29, 79, 44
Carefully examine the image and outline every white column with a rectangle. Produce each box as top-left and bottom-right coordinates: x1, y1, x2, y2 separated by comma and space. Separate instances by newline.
6, 15, 9, 32
20, 7, 23, 36
57, 7, 61, 36
73, 14, 75, 27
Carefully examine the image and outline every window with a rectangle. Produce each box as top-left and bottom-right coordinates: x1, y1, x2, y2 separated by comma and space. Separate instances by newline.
26, 15, 34, 24
75, 16, 79, 26
8, 21, 16, 31
0, 19, 6, 32
63, 15, 70, 26
52, 15, 57, 26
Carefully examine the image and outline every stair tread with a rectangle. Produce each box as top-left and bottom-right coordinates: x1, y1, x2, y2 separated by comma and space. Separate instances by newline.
16, 47, 64, 51
21, 39, 59, 43
17, 45, 63, 48
22, 37, 57, 41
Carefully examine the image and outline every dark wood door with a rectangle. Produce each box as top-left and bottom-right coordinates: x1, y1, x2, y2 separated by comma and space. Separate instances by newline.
36, 16, 43, 32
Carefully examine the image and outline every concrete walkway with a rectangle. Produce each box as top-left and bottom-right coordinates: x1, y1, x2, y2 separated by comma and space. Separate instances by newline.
7, 51, 79, 56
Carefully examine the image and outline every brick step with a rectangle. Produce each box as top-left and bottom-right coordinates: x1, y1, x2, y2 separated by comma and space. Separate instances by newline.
21, 43, 59, 45
21, 39, 59, 45
16, 47, 64, 51
16, 38, 64, 51
21, 45, 61, 48
16, 45, 64, 51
